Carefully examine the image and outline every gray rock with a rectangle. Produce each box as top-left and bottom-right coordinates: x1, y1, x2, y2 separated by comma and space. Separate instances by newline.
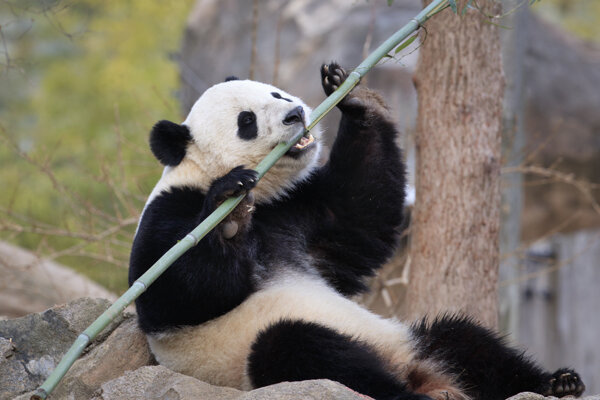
507, 393, 600, 400
1, 299, 599, 400
0, 240, 117, 319
52, 317, 153, 399
0, 298, 123, 400
0, 337, 15, 358
94, 365, 368, 400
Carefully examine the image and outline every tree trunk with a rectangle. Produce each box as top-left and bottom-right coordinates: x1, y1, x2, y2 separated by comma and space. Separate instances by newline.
404, 0, 504, 328
498, 0, 527, 338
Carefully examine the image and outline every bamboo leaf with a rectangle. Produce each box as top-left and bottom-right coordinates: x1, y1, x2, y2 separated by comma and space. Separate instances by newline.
448, 0, 457, 14
394, 35, 418, 54
461, 0, 475, 15
388, 0, 395, 6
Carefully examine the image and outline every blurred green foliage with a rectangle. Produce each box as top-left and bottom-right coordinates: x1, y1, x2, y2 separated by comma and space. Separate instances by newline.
534, 0, 600, 43
0, 0, 598, 296
0, 0, 194, 293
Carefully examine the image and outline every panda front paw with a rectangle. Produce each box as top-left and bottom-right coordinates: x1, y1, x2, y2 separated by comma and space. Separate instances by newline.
205, 166, 257, 211
204, 166, 257, 240
321, 62, 349, 96
321, 62, 366, 114
544, 368, 585, 398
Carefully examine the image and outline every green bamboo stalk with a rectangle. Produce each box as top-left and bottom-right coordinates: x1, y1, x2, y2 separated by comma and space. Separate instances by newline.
31, 1, 448, 398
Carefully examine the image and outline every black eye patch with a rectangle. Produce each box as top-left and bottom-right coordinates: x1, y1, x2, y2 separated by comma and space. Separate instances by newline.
237, 111, 258, 140
271, 92, 293, 102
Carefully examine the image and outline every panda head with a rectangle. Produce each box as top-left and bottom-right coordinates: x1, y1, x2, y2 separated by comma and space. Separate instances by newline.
149, 78, 322, 203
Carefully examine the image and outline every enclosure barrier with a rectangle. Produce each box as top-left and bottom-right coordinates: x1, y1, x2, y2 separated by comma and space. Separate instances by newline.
31, 1, 450, 398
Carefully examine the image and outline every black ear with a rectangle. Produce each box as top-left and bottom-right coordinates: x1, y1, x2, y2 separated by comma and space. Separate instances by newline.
149, 120, 192, 166
225, 76, 240, 82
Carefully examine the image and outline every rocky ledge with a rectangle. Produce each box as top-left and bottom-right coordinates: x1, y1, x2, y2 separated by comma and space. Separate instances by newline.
1, 298, 598, 400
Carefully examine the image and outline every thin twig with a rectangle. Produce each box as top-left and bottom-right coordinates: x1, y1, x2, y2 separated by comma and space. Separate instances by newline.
249, 0, 259, 80
500, 231, 600, 287
504, 165, 600, 214
272, 9, 283, 86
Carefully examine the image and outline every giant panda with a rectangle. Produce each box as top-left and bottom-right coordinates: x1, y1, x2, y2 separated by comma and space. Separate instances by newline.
129, 63, 585, 400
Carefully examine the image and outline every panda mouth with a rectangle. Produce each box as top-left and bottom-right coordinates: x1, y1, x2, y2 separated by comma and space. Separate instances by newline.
286, 133, 315, 157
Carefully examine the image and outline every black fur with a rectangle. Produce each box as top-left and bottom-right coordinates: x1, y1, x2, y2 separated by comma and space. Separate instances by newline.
237, 111, 258, 140
249, 320, 432, 400
131, 62, 406, 331
130, 63, 585, 399
410, 315, 585, 399
547, 368, 586, 397
129, 167, 257, 332
225, 76, 239, 81
149, 120, 192, 166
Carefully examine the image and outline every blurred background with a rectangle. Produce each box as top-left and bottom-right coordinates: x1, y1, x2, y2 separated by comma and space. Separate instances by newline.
1, 0, 599, 392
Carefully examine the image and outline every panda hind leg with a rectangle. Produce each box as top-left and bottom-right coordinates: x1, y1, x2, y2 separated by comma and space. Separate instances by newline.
410, 315, 586, 399
247, 319, 432, 400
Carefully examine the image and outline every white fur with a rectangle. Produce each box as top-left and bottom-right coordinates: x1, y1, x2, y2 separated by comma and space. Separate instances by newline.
141, 80, 418, 393
147, 272, 416, 390
147, 80, 322, 206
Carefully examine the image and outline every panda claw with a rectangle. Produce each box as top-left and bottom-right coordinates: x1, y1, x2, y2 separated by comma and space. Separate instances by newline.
547, 368, 585, 397
204, 167, 258, 214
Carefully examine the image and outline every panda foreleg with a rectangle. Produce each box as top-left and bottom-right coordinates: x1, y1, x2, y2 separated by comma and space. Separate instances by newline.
319, 62, 404, 233
247, 319, 433, 400
410, 315, 586, 400
306, 63, 405, 292
201, 165, 258, 241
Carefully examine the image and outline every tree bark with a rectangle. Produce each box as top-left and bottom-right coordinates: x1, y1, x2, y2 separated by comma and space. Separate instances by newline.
404, 0, 504, 328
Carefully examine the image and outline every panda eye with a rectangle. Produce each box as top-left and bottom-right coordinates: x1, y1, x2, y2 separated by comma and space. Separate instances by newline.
237, 111, 258, 140
239, 111, 256, 126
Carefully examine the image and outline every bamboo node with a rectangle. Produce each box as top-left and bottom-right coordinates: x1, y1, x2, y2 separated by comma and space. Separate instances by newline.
78, 333, 90, 341
185, 233, 200, 245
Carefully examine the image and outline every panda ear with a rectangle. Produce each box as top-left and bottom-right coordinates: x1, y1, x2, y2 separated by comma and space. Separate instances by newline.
149, 120, 192, 166
225, 76, 239, 82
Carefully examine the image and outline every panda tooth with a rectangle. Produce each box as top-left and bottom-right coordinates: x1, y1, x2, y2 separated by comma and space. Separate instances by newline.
293, 134, 314, 150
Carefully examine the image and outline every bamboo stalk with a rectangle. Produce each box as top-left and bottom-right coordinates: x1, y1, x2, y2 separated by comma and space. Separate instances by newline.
31, 1, 449, 398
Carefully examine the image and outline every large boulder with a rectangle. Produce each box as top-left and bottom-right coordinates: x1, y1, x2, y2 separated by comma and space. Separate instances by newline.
507, 394, 600, 400
1, 298, 598, 400
50, 317, 154, 399
92, 365, 368, 400
0, 298, 138, 400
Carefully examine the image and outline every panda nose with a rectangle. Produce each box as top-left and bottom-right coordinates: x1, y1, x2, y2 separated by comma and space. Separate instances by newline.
283, 106, 305, 125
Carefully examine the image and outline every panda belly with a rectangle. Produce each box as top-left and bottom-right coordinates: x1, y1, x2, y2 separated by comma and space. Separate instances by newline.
146, 271, 416, 390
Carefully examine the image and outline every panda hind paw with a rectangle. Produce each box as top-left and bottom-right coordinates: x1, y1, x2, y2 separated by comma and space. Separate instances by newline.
545, 368, 585, 398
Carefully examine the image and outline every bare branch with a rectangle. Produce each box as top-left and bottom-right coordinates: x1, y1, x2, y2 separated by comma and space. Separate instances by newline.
503, 165, 600, 215
249, 0, 258, 80
500, 231, 600, 287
